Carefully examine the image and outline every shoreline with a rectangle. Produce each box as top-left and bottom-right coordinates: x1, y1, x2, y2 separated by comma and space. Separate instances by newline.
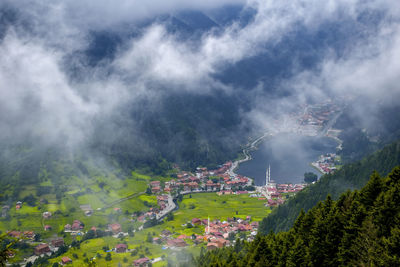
231, 131, 342, 185
228, 132, 272, 181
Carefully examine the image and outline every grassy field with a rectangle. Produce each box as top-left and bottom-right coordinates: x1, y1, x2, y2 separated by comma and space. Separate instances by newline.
2, 167, 271, 267
45, 192, 270, 266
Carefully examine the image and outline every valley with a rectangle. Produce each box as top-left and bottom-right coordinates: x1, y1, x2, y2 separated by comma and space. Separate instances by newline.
1, 0, 400, 266
1, 101, 344, 266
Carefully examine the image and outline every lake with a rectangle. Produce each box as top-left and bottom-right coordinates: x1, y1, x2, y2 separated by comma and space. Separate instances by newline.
237, 133, 338, 185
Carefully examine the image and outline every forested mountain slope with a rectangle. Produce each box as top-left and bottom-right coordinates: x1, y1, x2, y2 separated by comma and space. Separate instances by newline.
198, 166, 400, 266
258, 140, 400, 234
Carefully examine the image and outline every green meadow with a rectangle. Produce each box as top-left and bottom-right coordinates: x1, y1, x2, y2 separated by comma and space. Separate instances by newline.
45, 192, 270, 266
2, 168, 271, 266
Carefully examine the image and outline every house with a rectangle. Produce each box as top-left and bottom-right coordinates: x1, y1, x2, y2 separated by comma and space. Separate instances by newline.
80, 204, 93, 216
43, 211, 52, 219
151, 186, 161, 193
108, 223, 121, 234
134, 257, 150, 266
71, 220, 84, 231
64, 224, 72, 231
161, 230, 172, 237
8, 231, 21, 238
207, 242, 219, 250
215, 238, 229, 248
153, 237, 161, 244
80, 204, 92, 211
192, 218, 201, 225
251, 221, 259, 228
51, 238, 64, 247
267, 199, 277, 206
150, 181, 161, 187
115, 244, 127, 253
44, 225, 52, 231
167, 239, 187, 247
157, 195, 169, 201
35, 243, 51, 255
137, 215, 146, 222
23, 231, 35, 239
61, 256, 72, 264
195, 235, 205, 243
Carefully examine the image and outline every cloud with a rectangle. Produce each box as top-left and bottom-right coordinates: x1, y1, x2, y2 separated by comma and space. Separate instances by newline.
1, 0, 247, 31
0, 32, 95, 146
1, 0, 400, 151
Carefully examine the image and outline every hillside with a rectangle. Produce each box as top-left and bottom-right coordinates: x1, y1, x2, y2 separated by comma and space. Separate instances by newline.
258, 140, 400, 234
197, 166, 400, 266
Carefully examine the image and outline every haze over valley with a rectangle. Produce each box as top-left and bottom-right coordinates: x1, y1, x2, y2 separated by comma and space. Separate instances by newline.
1, 0, 400, 266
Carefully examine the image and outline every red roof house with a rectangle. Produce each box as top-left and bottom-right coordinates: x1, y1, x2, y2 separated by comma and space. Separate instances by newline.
134, 257, 150, 266
62, 256, 72, 264
115, 243, 127, 253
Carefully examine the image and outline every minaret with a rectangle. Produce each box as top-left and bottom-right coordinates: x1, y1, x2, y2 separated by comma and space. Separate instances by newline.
266, 164, 271, 186
268, 165, 271, 183
206, 216, 210, 234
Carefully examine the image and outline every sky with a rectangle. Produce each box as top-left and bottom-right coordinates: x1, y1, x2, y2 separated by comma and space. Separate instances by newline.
1, 0, 400, 150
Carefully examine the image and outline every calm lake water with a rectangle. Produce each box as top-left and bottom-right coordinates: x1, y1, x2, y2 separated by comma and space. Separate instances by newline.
237, 133, 338, 185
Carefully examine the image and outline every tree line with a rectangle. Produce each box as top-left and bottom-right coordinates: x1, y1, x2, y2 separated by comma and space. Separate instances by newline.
197, 166, 400, 266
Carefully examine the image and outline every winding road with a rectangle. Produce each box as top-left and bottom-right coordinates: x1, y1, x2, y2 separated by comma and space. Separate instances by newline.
227, 132, 271, 178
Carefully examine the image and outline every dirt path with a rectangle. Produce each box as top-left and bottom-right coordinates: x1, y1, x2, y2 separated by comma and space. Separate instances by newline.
98, 191, 145, 211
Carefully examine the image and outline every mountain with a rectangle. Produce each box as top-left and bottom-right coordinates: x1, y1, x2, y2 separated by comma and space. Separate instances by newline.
1, 2, 398, 176
197, 165, 400, 266
258, 139, 400, 234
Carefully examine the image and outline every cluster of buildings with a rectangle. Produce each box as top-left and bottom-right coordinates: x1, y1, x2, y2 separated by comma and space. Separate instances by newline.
147, 216, 258, 251
267, 101, 341, 136
256, 165, 307, 207
133, 257, 151, 266
201, 216, 258, 249
2, 201, 23, 217
8, 230, 35, 239
276, 183, 307, 194
132, 194, 172, 223
299, 102, 340, 128
64, 220, 85, 233
312, 153, 339, 174
34, 237, 64, 256
150, 163, 252, 196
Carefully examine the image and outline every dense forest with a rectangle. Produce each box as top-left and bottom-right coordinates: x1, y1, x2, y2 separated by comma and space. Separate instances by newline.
258, 140, 400, 234
197, 166, 400, 266
334, 104, 400, 163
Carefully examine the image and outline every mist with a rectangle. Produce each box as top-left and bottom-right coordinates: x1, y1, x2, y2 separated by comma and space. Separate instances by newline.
0, 0, 399, 171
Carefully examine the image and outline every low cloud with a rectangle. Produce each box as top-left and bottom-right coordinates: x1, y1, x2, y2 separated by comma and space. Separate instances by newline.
0, 0, 399, 152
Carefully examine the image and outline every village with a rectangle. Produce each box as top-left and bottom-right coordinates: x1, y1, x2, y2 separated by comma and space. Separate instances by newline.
3, 100, 342, 266
0, 101, 341, 266
311, 153, 341, 174
2, 158, 310, 266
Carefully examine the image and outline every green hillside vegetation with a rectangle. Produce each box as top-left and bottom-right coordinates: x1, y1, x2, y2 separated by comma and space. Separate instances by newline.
197, 166, 400, 266
42, 193, 269, 267
0, 171, 270, 266
259, 140, 400, 234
